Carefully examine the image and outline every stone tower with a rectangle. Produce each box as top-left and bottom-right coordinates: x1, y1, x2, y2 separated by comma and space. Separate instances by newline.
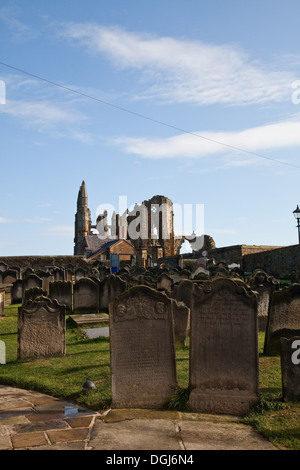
74, 181, 92, 255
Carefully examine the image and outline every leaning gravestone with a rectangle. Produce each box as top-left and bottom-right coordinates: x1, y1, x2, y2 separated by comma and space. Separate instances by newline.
109, 285, 177, 409
11, 279, 23, 304
18, 296, 66, 359
188, 278, 259, 415
280, 336, 300, 402
99, 275, 127, 313
49, 281, 73, 313
73, 278, 99, 314
264, 284, 300, 355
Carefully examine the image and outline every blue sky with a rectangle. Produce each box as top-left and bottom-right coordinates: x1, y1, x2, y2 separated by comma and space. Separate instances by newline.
1, 0, 300, 256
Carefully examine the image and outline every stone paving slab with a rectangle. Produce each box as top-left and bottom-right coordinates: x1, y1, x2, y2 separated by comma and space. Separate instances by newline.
0, 386, 277, 450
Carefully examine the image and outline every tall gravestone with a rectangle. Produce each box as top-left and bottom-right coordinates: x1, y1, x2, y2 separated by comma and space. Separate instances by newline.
109, 285, 177, 409
18, 296, 66, 359
49, 281, 73, 313
73, 278, 99, 314
171, 299, 190, 347
264, 284, 300, 355
189, 278, 259, 415
249, 269, 279, 332
99, 275, 127, 314
280, 336, 300, 402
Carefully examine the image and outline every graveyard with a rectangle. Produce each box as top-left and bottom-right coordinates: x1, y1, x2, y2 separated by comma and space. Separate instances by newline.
0, 259, 300, 450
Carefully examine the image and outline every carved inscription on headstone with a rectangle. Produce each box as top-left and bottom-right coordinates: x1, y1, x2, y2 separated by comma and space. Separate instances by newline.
189, 279, 259, 415
18, 296, 66, 359
109, 286, 177, 409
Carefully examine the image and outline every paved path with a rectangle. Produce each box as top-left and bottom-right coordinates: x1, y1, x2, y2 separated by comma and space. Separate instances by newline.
0, 385, 276, 450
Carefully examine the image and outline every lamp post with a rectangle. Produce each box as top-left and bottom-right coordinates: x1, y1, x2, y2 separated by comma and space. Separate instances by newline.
293, 205, 300, 244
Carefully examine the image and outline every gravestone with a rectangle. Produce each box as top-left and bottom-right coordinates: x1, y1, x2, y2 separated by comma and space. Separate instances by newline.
170, 279, 194, 309
109, 285, 177, 409
99, 275, 127, 314
249, 269, 279, 332
73, 278, 99, 314
280, 336, 300, 401
188, 278, 259, 415
18, 296, 66, 359
0, 262, 8, 273
264, 284, 300, 355
11, 279, 23, 304
49, 281, 73, 312
75, 268, 87, 282
2, 269, 18, 285
22, 267, 34, 279
171, 299, 190, 347
22, 274, 43, 301
156, 273, 173, 292
23, 287, 47, 305
0, 289, 5, 317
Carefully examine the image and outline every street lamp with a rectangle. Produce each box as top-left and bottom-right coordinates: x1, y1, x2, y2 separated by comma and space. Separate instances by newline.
293, 205, 300, 244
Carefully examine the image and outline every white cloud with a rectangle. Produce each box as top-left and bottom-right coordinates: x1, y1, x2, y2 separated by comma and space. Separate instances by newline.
112, 116, 300, 163
0, 217, 14, 223
62, 23, 296, 106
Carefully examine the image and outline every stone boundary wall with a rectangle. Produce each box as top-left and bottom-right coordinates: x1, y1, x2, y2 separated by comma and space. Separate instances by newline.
243, 244, 300, 278
208, 245, 283, 267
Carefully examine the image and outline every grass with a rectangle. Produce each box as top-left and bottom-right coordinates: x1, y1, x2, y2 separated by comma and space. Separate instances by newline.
1, 301, 300, 449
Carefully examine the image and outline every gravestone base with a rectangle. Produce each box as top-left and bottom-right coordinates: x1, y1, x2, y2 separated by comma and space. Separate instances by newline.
112, 389, 175, 410
188, 390, 258, 416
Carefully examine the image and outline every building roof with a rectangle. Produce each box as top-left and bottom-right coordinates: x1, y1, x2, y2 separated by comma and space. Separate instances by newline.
86, 238, 135, 260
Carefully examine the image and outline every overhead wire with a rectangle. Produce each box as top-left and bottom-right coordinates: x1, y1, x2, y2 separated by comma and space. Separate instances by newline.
0, 60, 299, 169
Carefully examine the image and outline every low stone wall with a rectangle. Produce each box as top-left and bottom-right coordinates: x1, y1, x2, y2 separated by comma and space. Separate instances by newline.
0, 255, 93, 270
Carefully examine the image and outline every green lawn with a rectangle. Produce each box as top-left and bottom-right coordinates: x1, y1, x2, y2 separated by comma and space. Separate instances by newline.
1, 302, 300, 450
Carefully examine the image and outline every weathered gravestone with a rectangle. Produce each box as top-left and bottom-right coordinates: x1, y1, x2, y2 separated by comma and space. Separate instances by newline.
73, 278, 99, 314
171, 299, 190, 347
23, 287, 47, 305
18, 296, 66, 359
264, 284, 300, 355
188, 278, 259, 415
22, 274, 43, 301
11, 279, 23, 304
49, 281, 73, 312
280, 337, 300, 402
0, 288, 5, 317
99, 275, 127, 314
249, 269, 279, 332
109, 285, 177, 409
